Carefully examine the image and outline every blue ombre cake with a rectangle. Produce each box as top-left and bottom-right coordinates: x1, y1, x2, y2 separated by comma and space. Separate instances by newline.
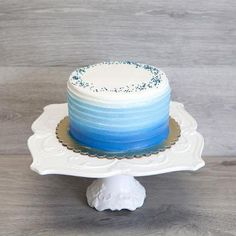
67, 61, 171, 153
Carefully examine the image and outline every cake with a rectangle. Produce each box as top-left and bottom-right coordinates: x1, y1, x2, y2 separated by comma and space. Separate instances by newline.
67, 61, 171, 153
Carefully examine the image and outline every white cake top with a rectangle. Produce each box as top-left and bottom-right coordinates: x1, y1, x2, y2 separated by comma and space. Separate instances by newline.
67, 61, 170, 105
79, 63, 153, 89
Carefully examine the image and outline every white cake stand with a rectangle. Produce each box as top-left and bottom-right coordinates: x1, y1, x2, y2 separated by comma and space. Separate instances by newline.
28, 102, 204, 211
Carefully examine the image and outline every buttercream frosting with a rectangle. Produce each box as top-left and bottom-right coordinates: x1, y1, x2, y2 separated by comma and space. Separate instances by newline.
67, 61, 171, 153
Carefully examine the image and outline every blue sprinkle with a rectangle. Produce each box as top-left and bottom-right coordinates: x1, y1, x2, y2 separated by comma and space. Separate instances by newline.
70, 61, 163, 92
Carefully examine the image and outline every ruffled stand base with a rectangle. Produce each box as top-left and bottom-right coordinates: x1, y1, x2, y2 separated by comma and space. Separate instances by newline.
29, 102, 205, 211
86, 175, 146, 211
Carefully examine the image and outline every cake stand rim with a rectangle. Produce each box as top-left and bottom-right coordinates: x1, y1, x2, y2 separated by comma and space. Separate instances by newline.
28, 101, 205, 178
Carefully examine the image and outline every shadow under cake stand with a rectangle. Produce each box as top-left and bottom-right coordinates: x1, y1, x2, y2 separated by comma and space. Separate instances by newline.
28, 102, 205, 211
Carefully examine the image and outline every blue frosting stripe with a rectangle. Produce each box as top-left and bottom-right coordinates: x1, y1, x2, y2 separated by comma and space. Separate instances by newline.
68, 92, 170, 131
68, 91, 170, 116
68, 109, 169, 129
68, 93, 170, 151
69, 119, 169, 142
69, 125, 169, 151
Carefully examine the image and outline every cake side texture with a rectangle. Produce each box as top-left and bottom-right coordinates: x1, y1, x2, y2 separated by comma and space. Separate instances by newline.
67, 61, 171, 152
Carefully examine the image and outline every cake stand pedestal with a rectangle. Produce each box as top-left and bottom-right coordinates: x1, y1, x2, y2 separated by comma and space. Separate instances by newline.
86, 175, 146, 211
28, 102, 205, 211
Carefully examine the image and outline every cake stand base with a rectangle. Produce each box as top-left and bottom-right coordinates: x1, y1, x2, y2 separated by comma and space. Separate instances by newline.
28, 102, 205, 211
86, 175, 146, 211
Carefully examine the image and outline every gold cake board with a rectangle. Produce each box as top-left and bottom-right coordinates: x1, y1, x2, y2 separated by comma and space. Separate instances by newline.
56, 116, 181, 159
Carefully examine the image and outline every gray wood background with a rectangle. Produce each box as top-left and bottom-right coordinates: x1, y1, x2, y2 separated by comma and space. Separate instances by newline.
0, 0, 236, 156
1, 66, 236, 156
1, 155, 236, 236
0, 0, 235, 67
0, 1, 236, 235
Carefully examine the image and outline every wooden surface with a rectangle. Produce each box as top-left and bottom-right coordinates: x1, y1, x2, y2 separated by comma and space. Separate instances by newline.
0, 155, 235, 236
0, 1, 236, 235
0, 0, 235, 67
1, 66, 236, 156
0, 0, 236, 156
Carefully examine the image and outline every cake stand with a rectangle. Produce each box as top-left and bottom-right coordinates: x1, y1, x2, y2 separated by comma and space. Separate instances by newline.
28, 102, 205, 211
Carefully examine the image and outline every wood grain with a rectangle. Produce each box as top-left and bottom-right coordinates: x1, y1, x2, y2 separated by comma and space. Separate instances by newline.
1, 66, 235, 156
0, 1, 235, 155
0, 155, 235, 236
0, 0, 235, 66
0, 1, 235, 235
